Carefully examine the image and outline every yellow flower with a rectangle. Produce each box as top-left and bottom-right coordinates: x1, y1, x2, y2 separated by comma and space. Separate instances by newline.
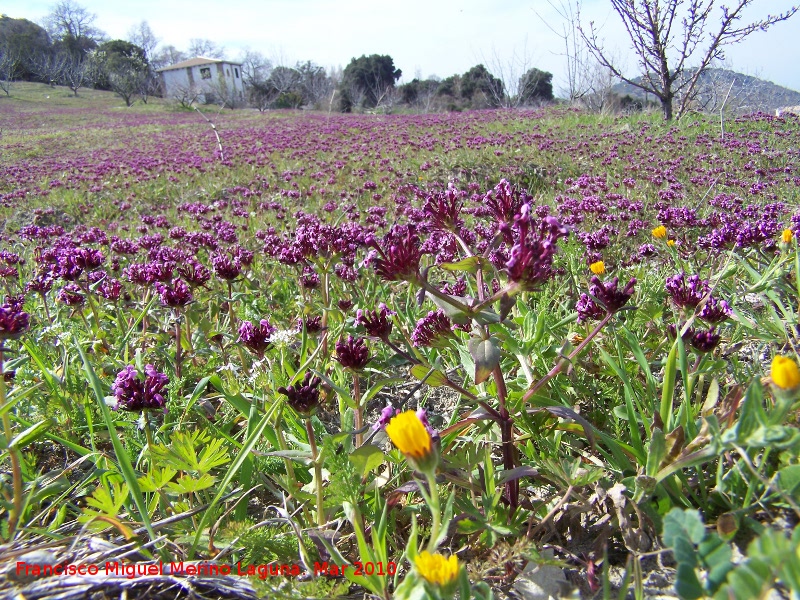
589, 261, 605, 275
385, 410, 432, 460
652, 225, 667, 239
667, 239, 676, 247
771, 355, 800, 390
782, 228, 794, 244
415, 551, 459, 587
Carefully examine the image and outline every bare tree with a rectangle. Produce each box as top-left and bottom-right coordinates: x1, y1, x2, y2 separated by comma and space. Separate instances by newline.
188, 38, 224, 59
581, 61, 620, 112
579, 0, 798, 120
483, 41, 536, 107
43, 0, 103, 45
60, 51, 95, 95
127, 21, 159, 63
0, 42, 19, 95
536, 0, 596, 101
151, 45, 186, 70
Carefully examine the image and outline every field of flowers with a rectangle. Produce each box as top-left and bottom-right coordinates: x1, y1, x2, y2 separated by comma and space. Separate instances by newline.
1, 84, 799, 599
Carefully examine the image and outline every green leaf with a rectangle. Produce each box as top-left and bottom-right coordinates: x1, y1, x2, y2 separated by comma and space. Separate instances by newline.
349, 445, 385, 477
9, 418, 54, 450
663, 508, 706, 547
777, 465, 800, 497
439, 256, 485, 274
166, 473, 216, 494
409, 364, 448, 387
469, 337, 500, 384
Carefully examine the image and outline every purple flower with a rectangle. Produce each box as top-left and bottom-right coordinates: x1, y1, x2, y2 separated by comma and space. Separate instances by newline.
504, 210, 569, 291
423, 186, 463, 231
297, 316, 323, 333
98, 278, 122, 301
356, 304, 395, 339
373, 404, 400, 430
57, 283, 84, 306
690, 328, 721, 353
300, 266, 319, 289
588, 276, 636, 314
576, 293, 605, 323
698, 297, 732, 324
665, 272, 710, 309
335, 335, 370, 369
111, 365, 169, 412
411, 309, 455, 348
0, 297, 30, 340
238, 319, 276, 358
156, 278, 193, 307
211, 252, 242, 281
177, 258, 211, 287
278, 372, 323, 415
367, 225, 422, 282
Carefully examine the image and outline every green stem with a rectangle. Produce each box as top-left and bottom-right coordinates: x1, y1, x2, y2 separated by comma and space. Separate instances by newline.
276, 415, 299, 497
306, 418, 324, 527
425, 471, 441, 552
353, 372, 363, 447
522, 312, 614, 403
0, 347, 23, 539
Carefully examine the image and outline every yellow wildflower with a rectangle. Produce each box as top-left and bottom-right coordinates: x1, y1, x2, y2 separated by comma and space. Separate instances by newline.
771, 355, 800, 390
415, 551, 459, 587
652, 225, 667, 239
782, 228, 794, 244
667, 239, 676, 247
589, 261, 605, 275
385, 410, 432, 460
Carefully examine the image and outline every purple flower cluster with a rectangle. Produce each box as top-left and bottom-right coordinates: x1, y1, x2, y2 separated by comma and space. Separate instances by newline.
335, 335, 370, 369
367, 224, 423, 282
356, 304, 395, 340
577, 276, 636, 322
111, 365, 169, 412
503, 206, 569, 291
155, 278, 193, 307
0, 296, 30, 340
411, 309, 455, 348
665, 272, 710, 309
278, 372, 323, 415
238, 319, 276, 358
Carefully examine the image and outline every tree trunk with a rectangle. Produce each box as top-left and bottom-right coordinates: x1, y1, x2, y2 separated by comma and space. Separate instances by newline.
662, 94, 673, 120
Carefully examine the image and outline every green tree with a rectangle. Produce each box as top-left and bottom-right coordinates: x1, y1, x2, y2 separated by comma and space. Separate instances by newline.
0, 16, 51, 80
94, 39, 149, 106
339, 54, 401, 111
460, 64, 504, 108
518, 68, 554, 104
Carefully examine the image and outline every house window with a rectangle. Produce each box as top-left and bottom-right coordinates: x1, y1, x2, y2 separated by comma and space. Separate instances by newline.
226, 69, 230, 77
234, 68, 239, 79
200, 67, 211, 80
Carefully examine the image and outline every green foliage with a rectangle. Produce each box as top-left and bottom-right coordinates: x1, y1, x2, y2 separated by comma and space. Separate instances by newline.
339, 53, 401, 110
662, 508, 800, 599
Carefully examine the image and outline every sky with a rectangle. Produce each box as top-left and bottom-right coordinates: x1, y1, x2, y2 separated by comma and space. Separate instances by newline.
9, 0, 800, 95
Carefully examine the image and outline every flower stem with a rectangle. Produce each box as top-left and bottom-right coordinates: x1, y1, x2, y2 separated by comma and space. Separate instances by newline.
353, 372, 363, 447
0, 348, 23, 539
522, 312, 613, 403
305, 418, 324, 527
424, 471, 441, 552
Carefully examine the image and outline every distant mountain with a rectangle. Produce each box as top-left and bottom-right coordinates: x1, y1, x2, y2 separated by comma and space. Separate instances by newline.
612, 68, 800, 114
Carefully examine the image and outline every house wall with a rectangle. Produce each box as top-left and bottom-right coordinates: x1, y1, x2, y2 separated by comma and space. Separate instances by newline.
160, 62, 245, 106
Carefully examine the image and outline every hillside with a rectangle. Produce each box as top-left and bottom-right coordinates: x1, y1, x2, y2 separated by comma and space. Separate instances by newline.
612, 68, 800, 114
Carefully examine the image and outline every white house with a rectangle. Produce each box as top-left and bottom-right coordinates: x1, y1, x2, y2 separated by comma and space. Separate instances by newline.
157, 57, 245, 106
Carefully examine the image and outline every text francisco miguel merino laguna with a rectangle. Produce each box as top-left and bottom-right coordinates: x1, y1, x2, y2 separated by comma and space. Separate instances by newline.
16, 560, 397, 580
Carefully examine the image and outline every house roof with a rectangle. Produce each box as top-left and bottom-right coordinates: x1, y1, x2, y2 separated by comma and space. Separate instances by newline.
156, 56, 242, 72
